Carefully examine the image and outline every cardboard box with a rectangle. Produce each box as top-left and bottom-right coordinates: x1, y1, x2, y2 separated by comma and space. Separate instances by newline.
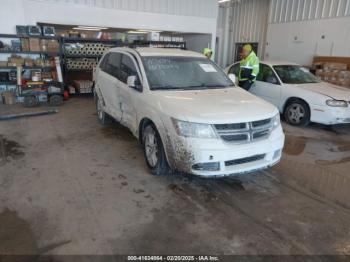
2, 91, 16, 105
24, 58, 34, 67
47, 40, 59, 52
29, 38, 41, 52
323, 62, 347, 71
42, 39, 59, 52
8, 56, 24, 66
21, 38, 30, 51
0, 61, 7, 67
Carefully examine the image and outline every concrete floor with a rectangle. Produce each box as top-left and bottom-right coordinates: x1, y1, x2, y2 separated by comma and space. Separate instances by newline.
1, 97, 350, 256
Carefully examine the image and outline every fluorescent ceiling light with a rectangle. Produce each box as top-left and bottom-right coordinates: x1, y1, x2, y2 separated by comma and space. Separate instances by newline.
73, 27, 102, 31
74, 25, 108, 30
128, 31, 148, 34
137, 29, 162, 33
218, 0, 231, 3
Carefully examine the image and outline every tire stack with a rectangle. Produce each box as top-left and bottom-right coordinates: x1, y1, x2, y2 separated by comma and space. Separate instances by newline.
64, 43, 111, 56
66, 58, 98, 70
64, 43, 112, 71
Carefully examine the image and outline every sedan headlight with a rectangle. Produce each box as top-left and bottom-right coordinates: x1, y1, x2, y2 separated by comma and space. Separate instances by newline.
171, 118, 217, 138
326, 99, 348, 107
272, 113, 281, 129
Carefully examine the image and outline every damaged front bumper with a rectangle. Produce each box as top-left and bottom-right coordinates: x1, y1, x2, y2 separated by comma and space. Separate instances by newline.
164, 126, 285, 177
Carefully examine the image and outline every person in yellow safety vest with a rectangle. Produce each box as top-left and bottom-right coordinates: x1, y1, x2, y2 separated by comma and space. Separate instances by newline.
238, 44, 260, 91
203, 48, 213, 59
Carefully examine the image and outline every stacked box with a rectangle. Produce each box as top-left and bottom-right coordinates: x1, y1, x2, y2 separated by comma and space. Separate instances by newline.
314, 62, 350, 89
21, 38, 30, 51
47, 40, 59, 52
73, 80, 93, 94
24, 58, 34, 67
29, 38, 41, 52
1, 91, 16, 105
8, 56, 24, 66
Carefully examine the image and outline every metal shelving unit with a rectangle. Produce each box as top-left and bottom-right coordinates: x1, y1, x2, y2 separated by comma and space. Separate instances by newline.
0, 34, 63, 96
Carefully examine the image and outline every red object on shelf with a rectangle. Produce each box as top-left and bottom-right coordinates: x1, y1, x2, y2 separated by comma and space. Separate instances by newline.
63, 90, 69, 100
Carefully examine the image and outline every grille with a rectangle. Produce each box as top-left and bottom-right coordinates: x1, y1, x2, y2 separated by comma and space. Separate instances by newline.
214, 118, 273, 144
221, 134, 249, 142
225, 154, 266, 166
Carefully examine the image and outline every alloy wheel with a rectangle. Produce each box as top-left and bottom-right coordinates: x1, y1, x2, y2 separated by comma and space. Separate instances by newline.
144, 127, 159, 168
287, 103, 305, 124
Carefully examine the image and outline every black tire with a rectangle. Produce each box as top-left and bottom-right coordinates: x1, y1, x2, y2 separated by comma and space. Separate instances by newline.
142, 124, 171, 176
96, 95, 113, 125
284, 99, 310, 126
24, 96, 39, 107
49, 95, 63, 106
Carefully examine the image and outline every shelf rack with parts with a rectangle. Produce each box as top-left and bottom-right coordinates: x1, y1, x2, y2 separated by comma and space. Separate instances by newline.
0, 34, 63, 95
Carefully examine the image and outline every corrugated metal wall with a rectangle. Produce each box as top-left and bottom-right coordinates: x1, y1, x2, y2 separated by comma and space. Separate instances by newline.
30, 0, 218, 18
269, 0, 350, 23
217, 0, 270, 67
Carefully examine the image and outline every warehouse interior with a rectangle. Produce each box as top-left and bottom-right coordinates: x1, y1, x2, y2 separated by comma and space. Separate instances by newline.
1, 0, 350, 260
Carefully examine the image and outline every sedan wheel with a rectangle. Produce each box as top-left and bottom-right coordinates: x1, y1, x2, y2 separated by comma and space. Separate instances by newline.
284, 100, 310, 126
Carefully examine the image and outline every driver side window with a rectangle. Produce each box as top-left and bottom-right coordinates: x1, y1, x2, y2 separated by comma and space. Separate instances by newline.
257, 64, 280, 85
120, 54, 142, 92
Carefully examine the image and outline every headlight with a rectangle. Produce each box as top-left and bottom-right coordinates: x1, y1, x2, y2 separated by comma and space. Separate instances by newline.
326, 100, 348, 107
171, 118, 217, 138
272, 113, 281, 129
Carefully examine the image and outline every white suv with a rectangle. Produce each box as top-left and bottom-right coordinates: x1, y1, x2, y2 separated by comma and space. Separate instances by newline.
94, 47, 285, 177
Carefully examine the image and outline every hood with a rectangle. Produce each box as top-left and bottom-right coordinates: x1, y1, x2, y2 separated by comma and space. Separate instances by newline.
152, 87, 278, 124
290, 82, 350, 100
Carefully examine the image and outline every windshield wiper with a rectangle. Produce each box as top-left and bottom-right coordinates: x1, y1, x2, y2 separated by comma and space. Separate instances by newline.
151, 86, 184, 90
186, 84, 229, 89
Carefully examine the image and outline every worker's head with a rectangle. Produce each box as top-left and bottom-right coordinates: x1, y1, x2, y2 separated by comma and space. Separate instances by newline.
203, 48, 213, 59
242, 44, 252, 58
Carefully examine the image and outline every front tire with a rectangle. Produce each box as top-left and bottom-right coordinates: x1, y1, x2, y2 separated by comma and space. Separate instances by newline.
142, 124, 170, 176
96, 95, 112, 125
284, 99, 310, 126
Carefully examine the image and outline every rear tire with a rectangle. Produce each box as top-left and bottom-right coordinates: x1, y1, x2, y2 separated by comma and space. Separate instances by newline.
142, 124, 171, 176
284, 99, 310, 126
96, 95, 113, 125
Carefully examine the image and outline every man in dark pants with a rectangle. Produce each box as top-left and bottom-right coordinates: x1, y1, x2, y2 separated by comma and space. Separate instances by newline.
238, 44, 260, 91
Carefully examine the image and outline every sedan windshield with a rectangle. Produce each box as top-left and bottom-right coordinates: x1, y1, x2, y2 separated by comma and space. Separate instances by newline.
273, 65, 320, 84
142, 56, 234, 90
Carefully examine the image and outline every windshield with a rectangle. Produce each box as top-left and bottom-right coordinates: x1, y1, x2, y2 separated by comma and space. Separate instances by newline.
142, 56, 234, 90
273, 65, 320, 84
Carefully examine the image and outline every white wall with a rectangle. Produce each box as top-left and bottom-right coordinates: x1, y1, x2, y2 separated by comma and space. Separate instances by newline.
183, 34, 212, 53
0, 0, 218, 53
265, 16, 350, 65
216, 0, 270, 67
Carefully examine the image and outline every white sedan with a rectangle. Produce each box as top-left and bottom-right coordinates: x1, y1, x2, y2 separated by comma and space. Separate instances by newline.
226, 61, 350, 126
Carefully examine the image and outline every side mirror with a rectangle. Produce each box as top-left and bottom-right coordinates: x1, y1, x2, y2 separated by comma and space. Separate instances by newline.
127, 75, 141, 89
127, 75, 137, 87
228, 73, 236, 83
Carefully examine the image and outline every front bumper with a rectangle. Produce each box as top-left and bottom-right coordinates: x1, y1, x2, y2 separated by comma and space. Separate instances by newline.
311, 104, 350, 125
165, 126, 285, 177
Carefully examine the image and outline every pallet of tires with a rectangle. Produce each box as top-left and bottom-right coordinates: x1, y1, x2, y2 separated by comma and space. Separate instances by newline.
64, 43, 111, 56
66, 58, 98, 70
73, 80, 94, 94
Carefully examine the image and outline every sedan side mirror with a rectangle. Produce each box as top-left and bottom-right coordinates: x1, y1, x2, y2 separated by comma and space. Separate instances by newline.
228, 73, 236, 84
127, 75, 141, 90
